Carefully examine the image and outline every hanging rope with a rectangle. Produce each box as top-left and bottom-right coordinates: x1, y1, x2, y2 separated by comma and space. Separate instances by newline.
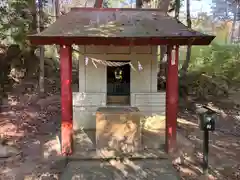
72, 48, 137, 70
89, 57, 136, 71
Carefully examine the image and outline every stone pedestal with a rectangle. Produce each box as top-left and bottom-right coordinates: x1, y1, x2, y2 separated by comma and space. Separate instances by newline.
96, 107, 141, 154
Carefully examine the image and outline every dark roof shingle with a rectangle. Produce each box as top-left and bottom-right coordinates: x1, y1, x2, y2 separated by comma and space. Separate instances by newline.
29, 8, 215, 45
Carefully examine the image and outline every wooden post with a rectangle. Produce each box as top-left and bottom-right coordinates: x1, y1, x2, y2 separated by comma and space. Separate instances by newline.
165, 45, 179, 153
60, 45, 73, 155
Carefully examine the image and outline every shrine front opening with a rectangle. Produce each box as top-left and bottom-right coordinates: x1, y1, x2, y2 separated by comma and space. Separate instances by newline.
107, 61, 131, 105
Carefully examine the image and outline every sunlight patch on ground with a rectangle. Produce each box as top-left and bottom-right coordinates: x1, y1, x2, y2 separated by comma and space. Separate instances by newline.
7, 95, 18, 106
142, 115, 165, 132
61, 160, 179, 180
0, 119, 24, 138
24, 172, 58, 180
142, 115, 198, 132
0, 167, 16, 180
43, 135, 61, 159
177, 118, 198, 127
178, 166, 199, 177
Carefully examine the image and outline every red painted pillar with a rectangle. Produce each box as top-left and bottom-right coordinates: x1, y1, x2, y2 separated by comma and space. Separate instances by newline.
165, 45, 179, 153
60, 45, 73, 155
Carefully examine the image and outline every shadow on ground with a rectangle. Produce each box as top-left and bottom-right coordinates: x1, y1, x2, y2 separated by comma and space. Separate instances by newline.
0, 79, 66, 180
60, 159, 179, 180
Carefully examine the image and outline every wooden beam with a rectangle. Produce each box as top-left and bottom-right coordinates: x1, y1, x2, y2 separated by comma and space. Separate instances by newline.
60, 45, 73, 155
165, 45, 179, 153
29, 36, 215, 46
70, 7, 167, 12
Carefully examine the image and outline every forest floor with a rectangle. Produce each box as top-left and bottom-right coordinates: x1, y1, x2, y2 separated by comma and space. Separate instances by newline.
0, 78, 240, 180
176, 94, 240, 180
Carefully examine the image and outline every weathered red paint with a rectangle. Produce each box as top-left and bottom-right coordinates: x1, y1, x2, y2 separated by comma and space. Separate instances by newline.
165, 45, 179, 153
60, 45, 73, 155
29, 36, 214, 46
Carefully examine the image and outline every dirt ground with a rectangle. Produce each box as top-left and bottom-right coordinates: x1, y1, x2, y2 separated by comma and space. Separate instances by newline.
0, 79, 64, 180
0, 79, 240, 180
175, 95, 240, 180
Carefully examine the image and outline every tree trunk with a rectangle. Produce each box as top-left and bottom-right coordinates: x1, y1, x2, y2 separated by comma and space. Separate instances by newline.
182, 46, 191, 72
175, 0, 180, 19
38, 0, 45, 93
237, 7, 240, 41
55, 0, 60, 19
29, 0, 38, 55
230, 5, 238, 43
94, 0, 103, 7
157, 0, 171, 80
181, 0, 192, 75
55, 0, 60, 68
135, 0, 171, 80
136, 0, 142, 8
29, 0, 38, 34
159, 46, 167, 77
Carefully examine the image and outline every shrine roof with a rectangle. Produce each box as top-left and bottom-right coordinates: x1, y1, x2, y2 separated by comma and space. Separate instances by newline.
29, 8, 215, 45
